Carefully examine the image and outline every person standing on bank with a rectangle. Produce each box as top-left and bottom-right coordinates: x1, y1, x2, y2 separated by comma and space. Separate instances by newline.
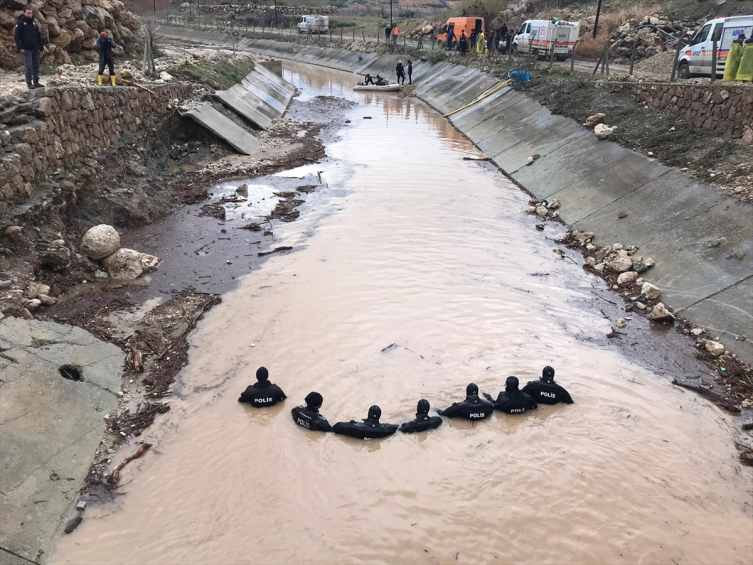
396, 60, 405, 85
14, 6, 45, 90
392, 26, 399, 45
96, 31, 118, 86
723, 33, 745, 81
459, 30, 469, 56
407, 60, 413, 84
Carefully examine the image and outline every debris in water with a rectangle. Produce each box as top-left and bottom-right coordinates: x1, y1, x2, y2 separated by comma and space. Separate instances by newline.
363, 116, 372, 119
258, 246, 293, 257
535, 224, 545, 231
529, 272, 549, 277
64, 516, 82, 534
109, 443, 153, 486
381, 343, 398, 353
671, 379, 740, 413
239, 223, 262, 231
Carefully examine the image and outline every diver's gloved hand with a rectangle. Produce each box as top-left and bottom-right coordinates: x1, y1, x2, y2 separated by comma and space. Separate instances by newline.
483, 392, 494, 403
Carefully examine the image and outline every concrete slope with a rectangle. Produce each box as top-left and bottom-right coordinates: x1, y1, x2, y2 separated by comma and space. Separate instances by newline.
155, 27, 753, 364
0, 318, 124, 564
213, 89, 273, 130
181, 104, 261, 155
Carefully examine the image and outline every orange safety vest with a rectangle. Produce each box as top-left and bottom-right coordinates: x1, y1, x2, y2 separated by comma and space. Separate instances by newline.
393, 27, 398, 36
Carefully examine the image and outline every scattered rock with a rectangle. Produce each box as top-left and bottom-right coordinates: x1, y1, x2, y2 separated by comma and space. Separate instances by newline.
644, 258, 655, 267
81, 225, 121, 261
691, 328, 704, 336
617, 271, 638, 285
584, 113, 606, 127
549, 199, 561, 209
76, 501, 87, 511
526, 156, 534, 165
649, 302, 674, 322
159, 71, 174, 81
573, 231, 594, 244
3, 225, 22, 237
38, 294, 58, 306
554, 232, 570, 243
103, 249, 160, 280
615, 318, 627, 328
635, 301, 646, 310
39, 244, 71, 271
594, 123, 615, 139
535, 205, 548, 217
594, 263, 605, 274
94, 269, 109, 279
641, 282, 661, 300
704, 340, 725, 357
606, 255, 632, 273
235, 184, 248, 197
631, 260, 648, 273
617, 212, 629, 219
25, 282, 51, 299
0, 280, 11, 289
535, 224, 545, 231
20, 308, 33, 320
22, 298, 42, 311
612, 243, 624, 250
586, 257, 597, 266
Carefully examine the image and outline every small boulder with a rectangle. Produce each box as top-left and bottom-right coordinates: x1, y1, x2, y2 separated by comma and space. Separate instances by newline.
640, 282, 661, 300
103, 248, 144, 280
586, 257, 597, 267
549, 199, 561, 210
25, 282, 51, 299
38, 294, 57, 306
615, 318, 627, 328
649, 302, 674, 322
594, 123, 615, 139
22, 298, 42, 311
691, 328, 704, 336
140, 253, 161, 274
159, 71, 174, 81
81, 225, 120, 261
526, 156, 534, 165
554, 232, 570, 243
235, 183, 248, 197
631, 260, 648, 273
704, 340, 725, 357
584, 113, 606, 127
617, 271, 638, 286
594, 263, 605, 274
535, 205, 548, 217
3, 225, 22, 237
606, 255, 632, 273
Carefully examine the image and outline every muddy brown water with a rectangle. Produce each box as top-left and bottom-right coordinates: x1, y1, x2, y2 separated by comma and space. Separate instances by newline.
53, 63, 753, 565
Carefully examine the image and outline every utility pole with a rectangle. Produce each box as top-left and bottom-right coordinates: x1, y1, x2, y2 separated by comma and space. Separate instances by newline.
153, 0, 156, 15
390, 0, 392, 28
274, 0, 277, 27
592, 0, 602, 38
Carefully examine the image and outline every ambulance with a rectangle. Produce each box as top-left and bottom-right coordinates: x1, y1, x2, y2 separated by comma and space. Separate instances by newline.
512, 18, 580, 60
297, 15, 329, 34
676, 15, 753, 78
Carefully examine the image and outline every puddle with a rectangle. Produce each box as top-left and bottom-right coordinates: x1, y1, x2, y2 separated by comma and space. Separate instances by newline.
53, 62, 753, 565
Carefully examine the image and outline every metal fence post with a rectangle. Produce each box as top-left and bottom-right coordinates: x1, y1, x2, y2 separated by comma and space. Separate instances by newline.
711, 39, 717, 82
629, 40, 637, 75
670, 30, 685, 81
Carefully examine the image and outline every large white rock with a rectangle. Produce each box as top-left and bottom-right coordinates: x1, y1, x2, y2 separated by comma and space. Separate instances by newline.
606, 255, 632, 273
81, 225, 120, 260
649, 302, 675, 322
584, 112, 606, 127
103, 249, 160, 280
704, 340, 725, 357
617, 271, 638, 285
594, 123, 615, 139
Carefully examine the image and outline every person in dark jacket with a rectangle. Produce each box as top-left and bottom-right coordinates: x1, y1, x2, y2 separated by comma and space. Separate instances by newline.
407, 60, 413, 84
469, 29, 478, 55
522, 366, 574, 405
95, 31, 118, 86
385, 26, 391, 42
238, 366, 286, 407
438, 383, 494, 420
484, 376, 537, 414
446, 29, 455, 50
291, 392, 332, 432
459, 31, 469, 57
396, 60, 405, 85
333, 405, 398, 440
14, 6, 44, 90
400, 399, 442, 433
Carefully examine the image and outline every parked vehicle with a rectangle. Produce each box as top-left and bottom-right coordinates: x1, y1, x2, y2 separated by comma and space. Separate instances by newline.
438, 16, 486, 47
297, 15, 329, 34
512, 18, 579, 60
676, 15, 753, 78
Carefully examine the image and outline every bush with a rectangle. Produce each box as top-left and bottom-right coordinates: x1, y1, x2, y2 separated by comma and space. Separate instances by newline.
399, 9, 416, 18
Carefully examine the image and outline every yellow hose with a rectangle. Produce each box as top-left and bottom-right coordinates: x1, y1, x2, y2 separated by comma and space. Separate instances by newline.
442, 78, 513, 118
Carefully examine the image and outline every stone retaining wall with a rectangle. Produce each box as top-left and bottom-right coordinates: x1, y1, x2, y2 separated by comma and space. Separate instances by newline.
605, 82, 753, 140
0, 83, 192, 214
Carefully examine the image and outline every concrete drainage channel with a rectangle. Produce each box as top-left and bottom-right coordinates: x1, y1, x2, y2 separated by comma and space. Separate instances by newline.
157, 25, 753, 365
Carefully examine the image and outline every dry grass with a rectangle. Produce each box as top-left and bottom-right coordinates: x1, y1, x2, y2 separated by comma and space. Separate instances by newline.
576, 4, 660, 58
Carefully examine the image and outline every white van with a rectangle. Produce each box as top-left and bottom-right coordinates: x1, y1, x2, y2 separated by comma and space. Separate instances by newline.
297, 15, 329, 34
512, 19, 579, 60
677, 15, 753, 78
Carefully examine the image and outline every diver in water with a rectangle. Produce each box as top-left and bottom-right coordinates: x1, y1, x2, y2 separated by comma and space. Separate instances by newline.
333, 405, 398, 440
291, 391, 332, 432
437, 383, 494, 420
400, 399, 443, 433
522, 366, 574, 405
484, 376, 537, 414
238, 366, 286, 407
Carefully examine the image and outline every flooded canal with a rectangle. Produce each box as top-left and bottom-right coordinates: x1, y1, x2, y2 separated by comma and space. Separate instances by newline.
53, 63, 753, 565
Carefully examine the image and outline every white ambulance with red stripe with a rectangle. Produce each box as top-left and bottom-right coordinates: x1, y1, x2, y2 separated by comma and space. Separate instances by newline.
512, 19, 580, 61
676, 15, 753, 78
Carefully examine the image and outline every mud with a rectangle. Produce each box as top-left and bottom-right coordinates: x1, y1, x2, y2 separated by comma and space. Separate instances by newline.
52, 62, 753, 565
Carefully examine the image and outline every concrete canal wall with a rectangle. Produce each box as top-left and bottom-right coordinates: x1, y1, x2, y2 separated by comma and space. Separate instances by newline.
157, 26, 753, 365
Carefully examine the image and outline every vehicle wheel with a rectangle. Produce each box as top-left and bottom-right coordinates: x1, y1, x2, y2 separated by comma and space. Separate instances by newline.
555, 55, 566, 62
677, 62, 691, 79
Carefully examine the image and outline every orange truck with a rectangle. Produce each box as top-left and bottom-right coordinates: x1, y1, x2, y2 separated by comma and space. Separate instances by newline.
438, 17, 486, 46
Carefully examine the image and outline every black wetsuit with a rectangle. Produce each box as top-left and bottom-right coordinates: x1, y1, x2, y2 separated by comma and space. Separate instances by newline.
522, 380, 573, 405
291, 405, 332, 432
438, 395, 493, 420
400, 413, 442, 433
485, 391, 537, 414
333, 418, 398, 440
238, 381, 286, 407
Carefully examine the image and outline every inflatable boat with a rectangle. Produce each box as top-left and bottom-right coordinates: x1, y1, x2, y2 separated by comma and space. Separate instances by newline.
353, 84, 401, 92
